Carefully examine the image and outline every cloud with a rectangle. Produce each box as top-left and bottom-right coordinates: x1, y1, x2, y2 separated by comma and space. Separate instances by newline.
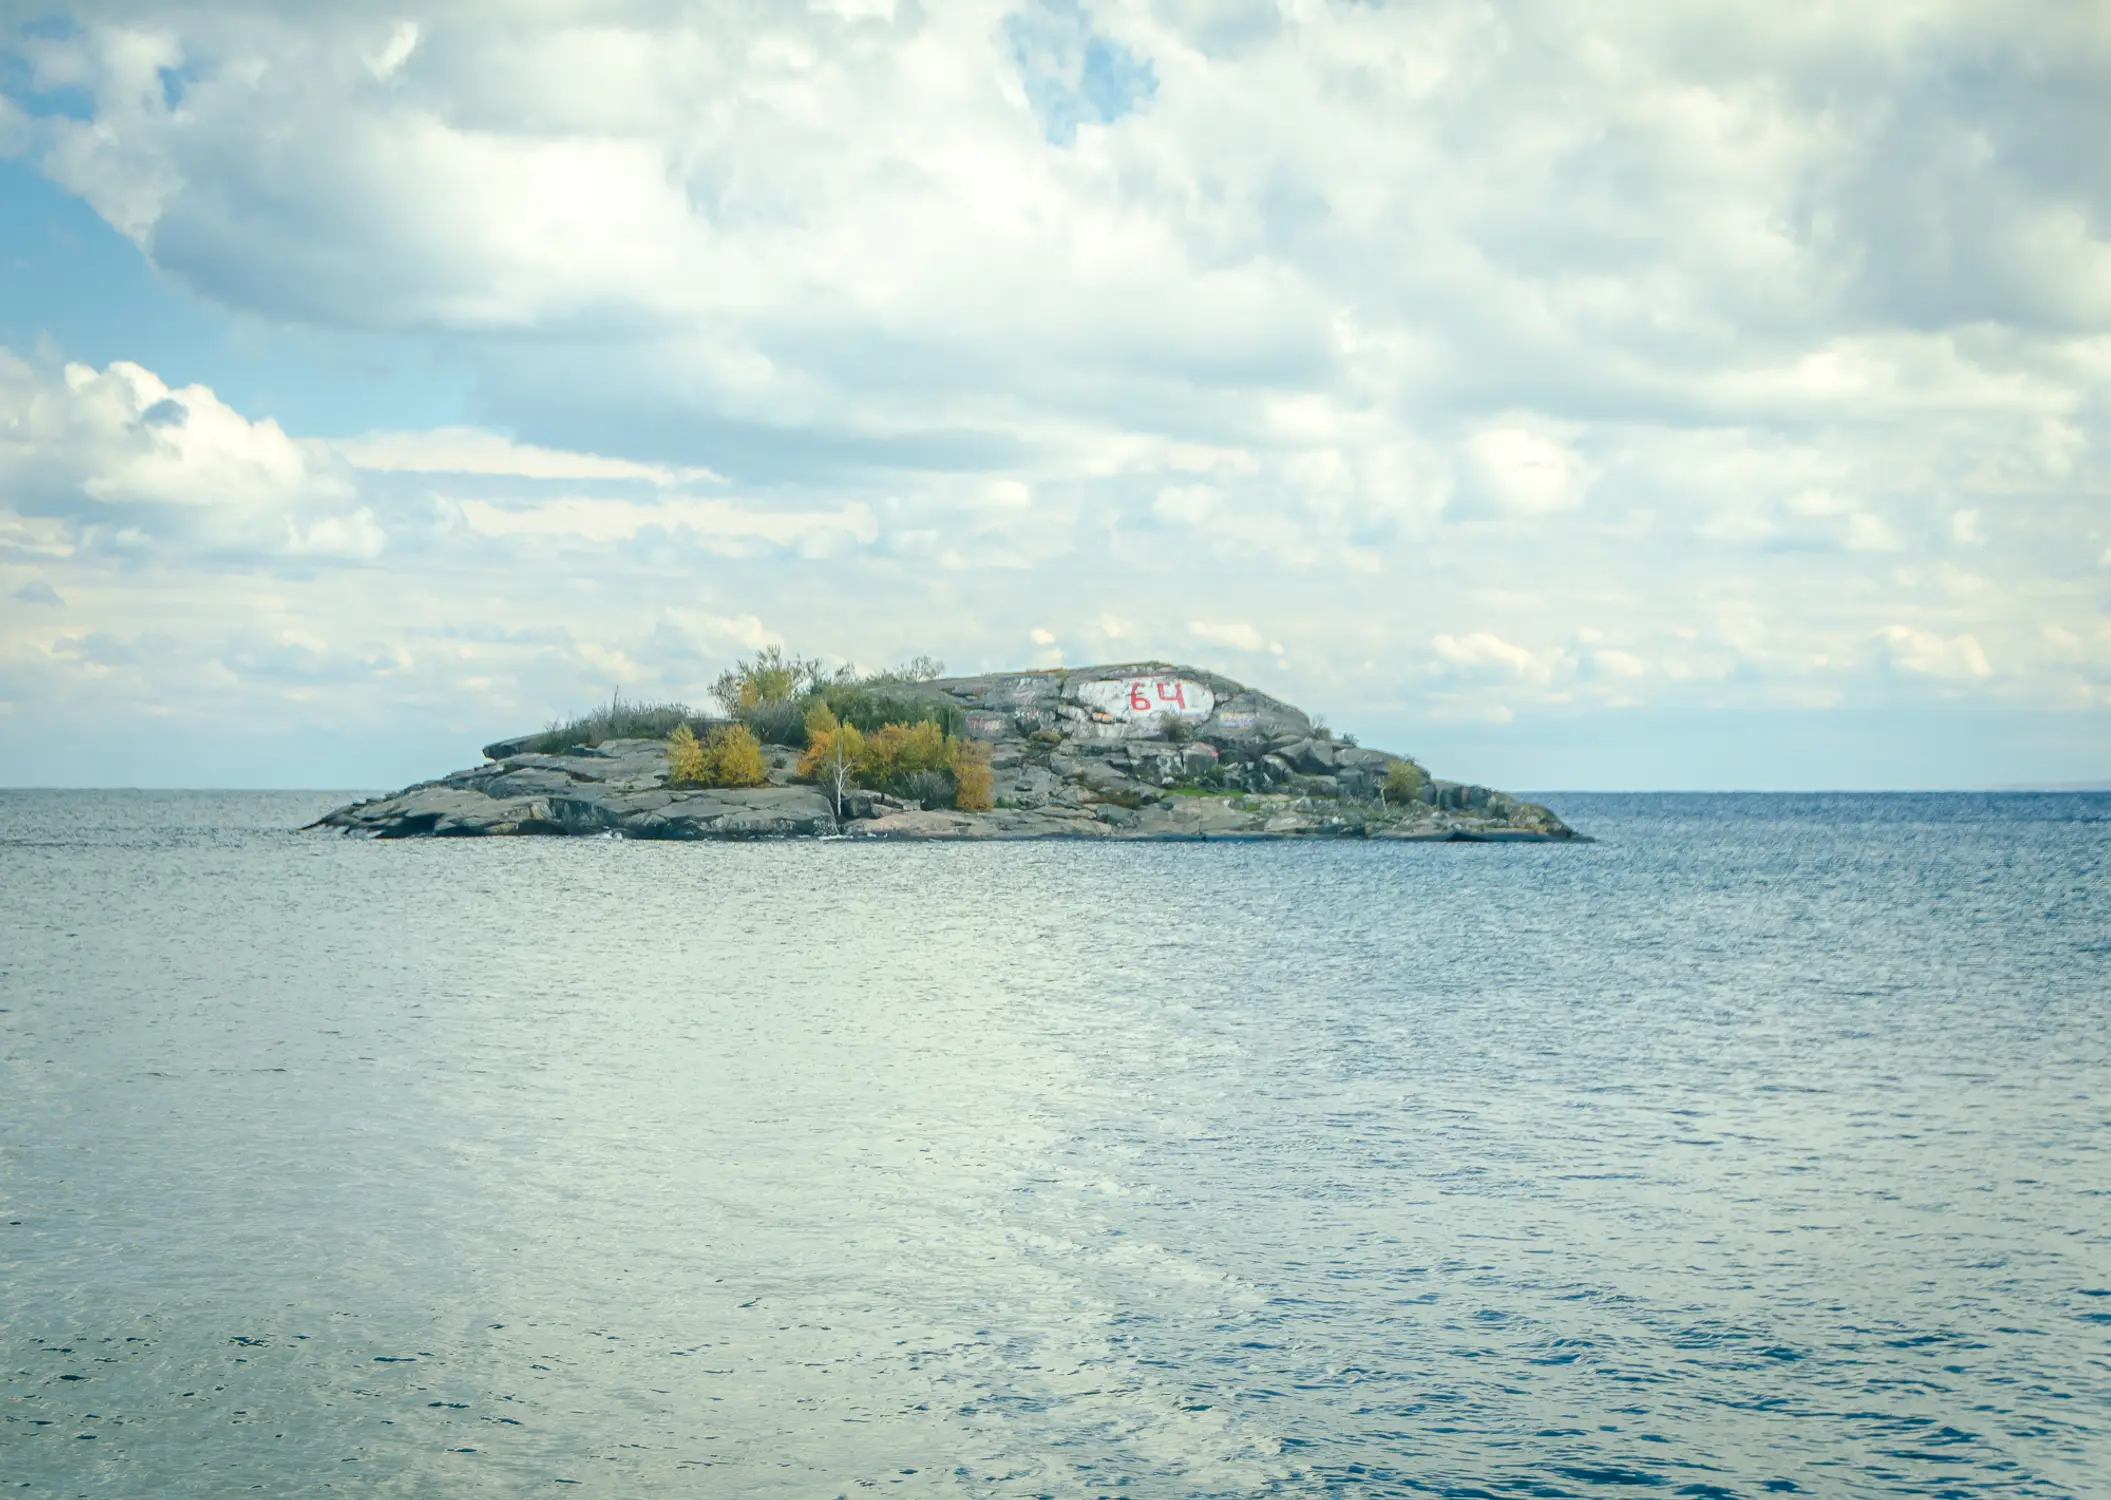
1879, 626, 1993, 680
364, 21, 419, 83
1455, 428, 1592, 518
456, 496, 877, 548
1153, 484, 1221, 524
1188, 619, 1281, 656
0, 351, 369, 560
1, 5, 2107, 783
12, 580, 63, 606
336, 428, 721, 485
1431, 632, 1555, 686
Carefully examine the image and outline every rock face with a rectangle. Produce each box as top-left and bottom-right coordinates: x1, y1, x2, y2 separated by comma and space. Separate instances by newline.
313, 662, 1579, 842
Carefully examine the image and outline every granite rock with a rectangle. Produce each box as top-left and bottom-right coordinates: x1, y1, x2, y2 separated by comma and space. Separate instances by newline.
312, 663, 1580, 843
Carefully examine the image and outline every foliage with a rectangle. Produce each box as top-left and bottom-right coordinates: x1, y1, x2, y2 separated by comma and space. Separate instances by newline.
1156, 711, 1196, 744
1383, 759, 1426, 803
522, 693, 699, 753
865, 655, 946, 685
796, 703, 861, 779
711, 646, 833, 716
743, 696, 813, 747
951, 738, 993, 812
531, 646, 955, 770
797, 707, 986, 810
859, 720, 951, 785
815, 681, 964, 738
893, 770, 955, 808
799, 711, 865, 816
667, 723, 708, 783
712, 724, 769, 787
668, 721, 768, 788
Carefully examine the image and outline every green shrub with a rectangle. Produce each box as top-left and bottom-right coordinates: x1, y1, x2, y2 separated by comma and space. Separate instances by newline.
743, 696, 811, 747
1383, 759, 1426, 803
711, 646, 832, 716
859, 720, 951, 785
865, 655, 946, 685
815, 682, 963, 738
893, 769, 954, 809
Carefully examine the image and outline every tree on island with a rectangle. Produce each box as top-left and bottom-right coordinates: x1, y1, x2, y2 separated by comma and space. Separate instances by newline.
1380, 758, 1425, 808
800, 701, 865, 819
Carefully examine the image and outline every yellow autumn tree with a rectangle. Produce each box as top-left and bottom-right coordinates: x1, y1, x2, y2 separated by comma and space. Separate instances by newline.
951, 738, 993, 812
666, 723, 708, 783
702, 723, 768, 787
667, 721, 768, 788
800, 699, 839, 754
860, 720, 949, 783
798, 705, 865, 816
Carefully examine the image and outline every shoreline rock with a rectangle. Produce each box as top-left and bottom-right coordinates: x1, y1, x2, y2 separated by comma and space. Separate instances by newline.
311, 662, 1582, 843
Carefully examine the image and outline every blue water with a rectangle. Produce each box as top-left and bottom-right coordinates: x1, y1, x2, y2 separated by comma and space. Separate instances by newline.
2, 791, 2105, 1497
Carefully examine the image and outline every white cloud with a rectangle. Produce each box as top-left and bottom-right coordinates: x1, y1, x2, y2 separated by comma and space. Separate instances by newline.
1879, 626, 1993, 680
1431, 632, 1555, 685
1457, 428, 1592, 518
455, 496, 876, 547
1188, 619, 1281, 655
364, 21, 419, 83
1153, 484, 1221, 524
2, 5, 2108, 783
0, 352, 366, 560
285, 508, 387, 560
336, 428, 720, 485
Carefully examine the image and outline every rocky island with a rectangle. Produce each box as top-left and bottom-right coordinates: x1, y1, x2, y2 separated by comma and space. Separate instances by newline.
314, 660, 1578, 842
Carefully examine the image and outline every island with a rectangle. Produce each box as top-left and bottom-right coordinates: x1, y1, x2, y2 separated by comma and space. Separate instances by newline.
312, 659, 1579, 842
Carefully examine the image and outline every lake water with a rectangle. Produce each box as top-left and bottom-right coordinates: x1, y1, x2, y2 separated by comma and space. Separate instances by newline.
2, 791, 2106, 1497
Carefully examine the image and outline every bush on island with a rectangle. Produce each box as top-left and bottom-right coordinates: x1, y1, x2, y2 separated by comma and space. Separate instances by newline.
796, 699, 989, 811
707, 648, 962, 746
667, 722, 768, 788
951, 738, 994, 812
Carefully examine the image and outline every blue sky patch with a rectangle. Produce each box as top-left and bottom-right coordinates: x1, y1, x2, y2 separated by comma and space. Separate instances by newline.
1005, 0, 1157, 147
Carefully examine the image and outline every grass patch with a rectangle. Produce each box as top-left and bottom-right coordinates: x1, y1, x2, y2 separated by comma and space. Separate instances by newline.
519, 694, 705, 754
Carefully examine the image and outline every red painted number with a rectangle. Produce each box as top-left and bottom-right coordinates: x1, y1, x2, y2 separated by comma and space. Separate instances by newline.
1156, 680, 1187, 709
1129, 682, 1151, 712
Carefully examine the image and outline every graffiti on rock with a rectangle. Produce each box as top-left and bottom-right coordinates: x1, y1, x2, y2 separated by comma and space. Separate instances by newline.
1076, 677, 1218, 722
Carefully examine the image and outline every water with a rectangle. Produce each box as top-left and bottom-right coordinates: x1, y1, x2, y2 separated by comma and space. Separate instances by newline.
2, 791, 2105, 1498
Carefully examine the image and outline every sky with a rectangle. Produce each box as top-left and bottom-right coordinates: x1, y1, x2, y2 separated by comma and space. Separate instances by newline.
1, 1, 2107, 790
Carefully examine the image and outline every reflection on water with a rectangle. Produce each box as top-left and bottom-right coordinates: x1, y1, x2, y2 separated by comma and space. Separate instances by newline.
2, 791, 2106, 1496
